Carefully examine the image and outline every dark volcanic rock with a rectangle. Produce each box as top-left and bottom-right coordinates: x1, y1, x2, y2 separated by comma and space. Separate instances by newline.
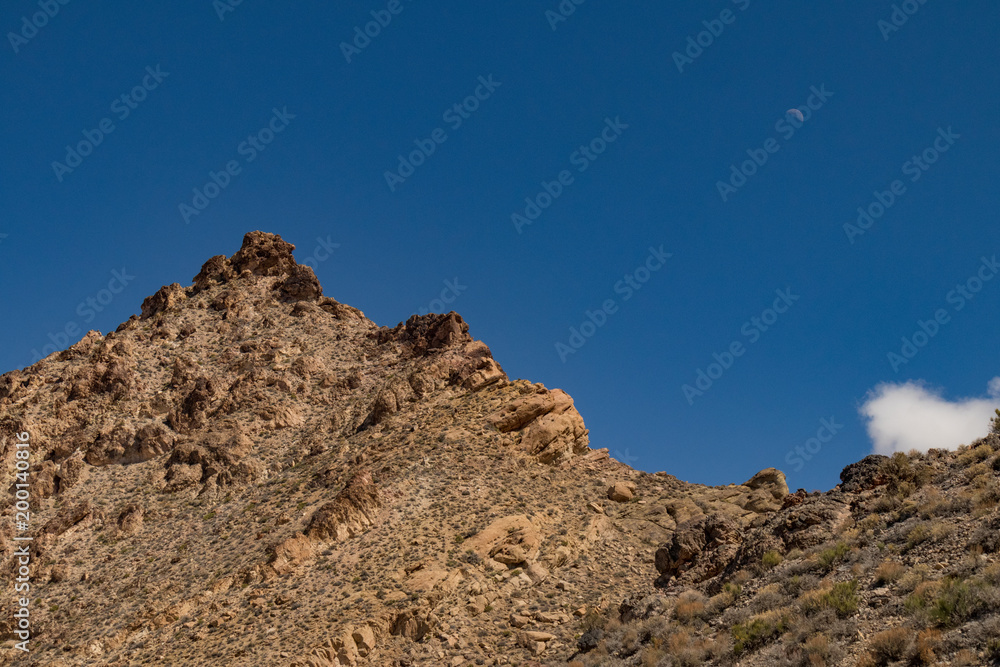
840, 454, 890, 492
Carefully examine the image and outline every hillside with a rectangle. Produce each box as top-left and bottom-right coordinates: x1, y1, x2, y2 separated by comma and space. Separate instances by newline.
2, 232, 999, 667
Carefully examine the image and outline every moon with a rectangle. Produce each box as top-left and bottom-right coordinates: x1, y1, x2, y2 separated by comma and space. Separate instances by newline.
786, 108, 804, 123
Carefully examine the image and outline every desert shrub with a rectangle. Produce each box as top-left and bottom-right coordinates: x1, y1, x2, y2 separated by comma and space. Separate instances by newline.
992, 408, 1000, 435
906, 577, 984, 627
731, 569, 752, 586
639, 646, 665, 667
748, 583, 786, 614
981, 562, 1000, 585
898, 563, 931, 593
957, 443, 995, 467
762, 550, 783, 569
800, 580, 858, 618
969, 517, 1000, 553
857, 513, 885, 532
731, 609, 790, 656
866, 627, 911, 665
706, 585, 739, 616
580, 606, 606, 633
801, 633, 834, 667
781, 573, 819, 597
817, 542, 851, 570
871, 494, 902, 514
912, 628, 941, 665
873, 560, 906, 585
987, 637, 1000, 663
952, 649, 980, 666
664, 628, 714, 666
918, 489, 969, 518
967, 461, 992, 482
929, 577, 982, 626
904, 520, 952, 551
974, 482, 1000, 510
880, 452, 933, 496
904, 580, 941, 615
674, 590, 708, 624
782, 633, 836, 667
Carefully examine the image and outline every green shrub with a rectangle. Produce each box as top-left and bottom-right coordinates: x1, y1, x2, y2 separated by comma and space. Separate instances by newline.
762, 550, 783, 569
928, 577, 981, 627
818, 542, 851, 570
731, 609, 789, 656
880, 452, 933, 496
986, 637, 1000, 661
801, 580, 859, 618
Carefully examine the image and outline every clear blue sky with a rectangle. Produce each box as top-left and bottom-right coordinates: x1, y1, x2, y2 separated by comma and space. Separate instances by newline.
2, 1, 998, 491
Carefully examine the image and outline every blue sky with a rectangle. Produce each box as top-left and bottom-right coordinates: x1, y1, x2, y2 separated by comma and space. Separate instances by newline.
2, 0, 998, 491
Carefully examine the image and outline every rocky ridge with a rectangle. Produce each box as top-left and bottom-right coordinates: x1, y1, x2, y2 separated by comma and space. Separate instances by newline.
1, 232, 998, 666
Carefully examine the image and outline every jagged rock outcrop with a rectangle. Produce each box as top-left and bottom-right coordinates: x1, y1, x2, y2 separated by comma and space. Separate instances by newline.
839, 453, 890, 492
654, 513, 743, 585
489, 385, 590, 463
305, 470, 382, 542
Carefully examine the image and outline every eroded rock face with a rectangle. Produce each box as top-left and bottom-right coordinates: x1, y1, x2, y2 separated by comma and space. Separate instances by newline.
840, 454, 890, 492
464, 515, 541, 568
306, 471, 381, 542
654, 514, 743, 585
489, 386, 590, 463
378, 312, 472, 355
743, 467, 789, 499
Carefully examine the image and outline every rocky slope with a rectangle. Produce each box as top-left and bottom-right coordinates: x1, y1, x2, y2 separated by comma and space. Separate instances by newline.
1, 232, 999, 667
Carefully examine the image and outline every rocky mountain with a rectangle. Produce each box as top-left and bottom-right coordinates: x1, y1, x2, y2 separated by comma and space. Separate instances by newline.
2, 232, 999, 666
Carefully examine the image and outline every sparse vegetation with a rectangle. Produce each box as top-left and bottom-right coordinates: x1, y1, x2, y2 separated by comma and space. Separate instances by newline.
800, 580, 858, 618
873, 560, 906, 585
731, 609, 790, 656
761, 550, 783, 569
817, 541, 851, 570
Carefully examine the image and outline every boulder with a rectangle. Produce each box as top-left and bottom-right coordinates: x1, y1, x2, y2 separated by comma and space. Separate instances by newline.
607, 482, 636, 503
743, 467, 789, 499
655, 513, 742, 584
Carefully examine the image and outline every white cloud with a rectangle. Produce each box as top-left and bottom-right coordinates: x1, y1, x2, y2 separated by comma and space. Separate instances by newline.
860, 377, 1000, 455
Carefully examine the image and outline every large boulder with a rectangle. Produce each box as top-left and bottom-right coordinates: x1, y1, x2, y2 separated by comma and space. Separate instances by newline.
655, 513, 743, 585
489, 386, 590, 464
839, 454, 890, 492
